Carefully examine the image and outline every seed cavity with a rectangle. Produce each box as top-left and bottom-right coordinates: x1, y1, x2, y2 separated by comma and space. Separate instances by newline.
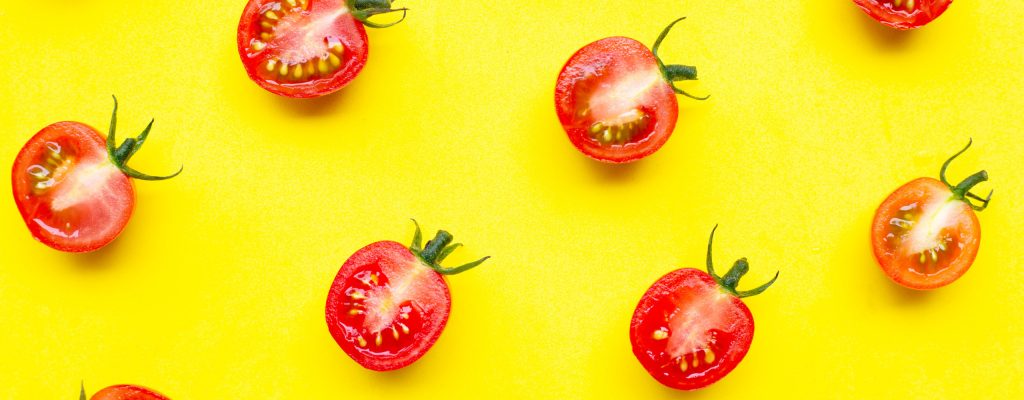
704, 349, 715, 364
587, 109, 651, 145
652, 329, 669, 341
255, 0, 345, 82
357, 336, 367, 347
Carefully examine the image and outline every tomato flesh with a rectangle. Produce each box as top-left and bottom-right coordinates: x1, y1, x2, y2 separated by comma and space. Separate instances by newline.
238, 0, 369, 98
852, 0, 953, 30
12, 122, 133, 252
872, 177, 979, 289
555, 37, 678, 163
326, 241, 451, 370
630, 269, 754, 390
91, 385, 169, 400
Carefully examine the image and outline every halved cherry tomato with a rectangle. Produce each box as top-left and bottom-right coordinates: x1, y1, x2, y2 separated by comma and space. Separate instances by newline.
555, 17, 708, 163
631, 226, 778, 390
871, 140, 991, 290
852, 0, 953, 30
237, 0, 408, 98
82, 383, 169, 400
325, 221, 489, 371
11, 97, 181, 253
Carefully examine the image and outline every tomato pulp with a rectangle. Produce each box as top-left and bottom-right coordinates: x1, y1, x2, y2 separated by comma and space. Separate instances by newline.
871, 140, 991, 289
630, 226, 778, 390
326, 221, 488, 370
555, 17, 707, 163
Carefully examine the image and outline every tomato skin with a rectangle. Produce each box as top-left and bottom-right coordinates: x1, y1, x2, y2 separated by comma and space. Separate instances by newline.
871, 177, 980, 290
852, 0, 953, 30
91, 385, 169, 400
325, 240, 451, 371
630, 268, 754, 390
237, 0, 370, 98
555, 36, 678, 163
11, 122, 134, 253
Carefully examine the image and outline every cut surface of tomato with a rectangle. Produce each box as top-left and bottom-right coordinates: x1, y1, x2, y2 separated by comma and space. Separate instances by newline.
852, 0, 953, 30
238, 0, 369, 98
12, 98, 180, 253
88, 384, 169, 400
871, 140, 991, 290
326, 222, 488, 371
12, 122, 133, 252
630, 227, 777, 390
554, 17, 706, 163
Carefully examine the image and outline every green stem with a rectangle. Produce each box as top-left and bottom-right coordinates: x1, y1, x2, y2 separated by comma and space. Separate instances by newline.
104, 96, 182, 181
408, 221, 489, 275
651, 17, 708, 100
704, 225, 778, 298
419, 230, 453, 264
938, 138, 993, 211
348, 0, 408, 28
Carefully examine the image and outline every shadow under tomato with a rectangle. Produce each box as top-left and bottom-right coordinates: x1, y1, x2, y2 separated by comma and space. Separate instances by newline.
271, 85, 356, 118
854, 8, 914, 51
583, 156, 644, 183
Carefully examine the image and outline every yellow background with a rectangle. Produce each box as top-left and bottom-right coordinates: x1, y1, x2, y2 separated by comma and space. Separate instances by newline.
1, 0, 1022, 398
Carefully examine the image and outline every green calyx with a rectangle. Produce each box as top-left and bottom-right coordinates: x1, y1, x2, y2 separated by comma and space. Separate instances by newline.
409, 219, 490, 275
105, 96, 182, 181
939, 138, 993, 211
79, 381, 86, 400
705, 225, 779, 298
652, 17, 709, 101
348, 0, 408, 28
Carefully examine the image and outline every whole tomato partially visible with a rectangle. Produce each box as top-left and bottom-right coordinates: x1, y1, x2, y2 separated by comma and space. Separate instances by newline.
82, 383, 169, 400
852, 0, 953, 30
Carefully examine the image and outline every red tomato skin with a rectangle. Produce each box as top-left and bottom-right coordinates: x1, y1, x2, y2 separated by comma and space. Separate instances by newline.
91, 385, 169, 400
871, 177, 980, 290
11, 122, 134, 253
325, 240, 452, 371
852, 0, 953, 30
555, 37, 678, 163
237, 0, 369, 98
630, 268, 754, 390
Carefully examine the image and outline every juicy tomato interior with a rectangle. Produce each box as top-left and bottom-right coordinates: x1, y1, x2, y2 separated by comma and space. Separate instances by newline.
872, 177, 980, 289
555, 37, 678, 163
326, 241, 451, 371
11, 122, 133, 252
852, 0, 953, 30
630, 269, 753, 390
238, 0, 369, 97
91, 385, 169, 400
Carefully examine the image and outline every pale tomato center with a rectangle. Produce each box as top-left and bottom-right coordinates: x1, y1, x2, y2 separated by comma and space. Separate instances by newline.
664, 287, 732, 359
49, 158, 121, 212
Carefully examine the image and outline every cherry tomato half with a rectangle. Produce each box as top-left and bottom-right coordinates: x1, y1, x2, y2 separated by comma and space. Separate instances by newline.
326, 221, 489, 371
631, 226, 778, 390
871, 140, 991, 290
11, 97, 181, 252
237, 0, 408, 98
852, 0, 953, 30
555, 17, 708, 163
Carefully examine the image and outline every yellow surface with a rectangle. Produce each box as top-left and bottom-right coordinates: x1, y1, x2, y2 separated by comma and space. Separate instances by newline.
1, 1, 1022, 398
